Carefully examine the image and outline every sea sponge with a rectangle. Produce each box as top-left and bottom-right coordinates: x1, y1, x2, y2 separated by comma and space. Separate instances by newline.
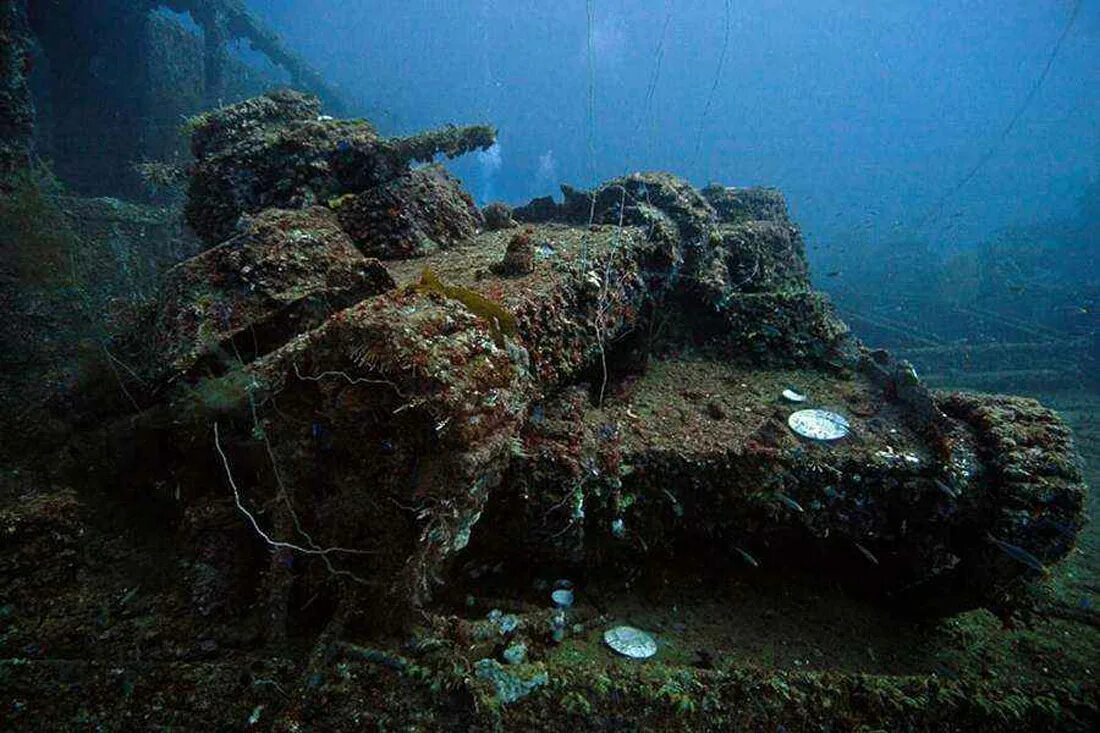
490, 228, 535, 277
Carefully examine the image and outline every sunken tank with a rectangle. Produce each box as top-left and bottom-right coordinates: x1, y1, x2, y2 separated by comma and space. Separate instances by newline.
73, 90, 1088, 729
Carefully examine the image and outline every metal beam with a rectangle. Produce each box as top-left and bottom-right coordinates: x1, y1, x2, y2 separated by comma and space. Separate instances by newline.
157, 0, 346, 114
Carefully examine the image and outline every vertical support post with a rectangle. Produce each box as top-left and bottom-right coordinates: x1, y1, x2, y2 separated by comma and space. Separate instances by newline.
196, 1, 228, 109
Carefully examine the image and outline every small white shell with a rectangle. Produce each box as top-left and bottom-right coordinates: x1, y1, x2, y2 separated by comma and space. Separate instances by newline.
781, 388, 807, 403
788, 409, 851, 441
603, 626, 657, 659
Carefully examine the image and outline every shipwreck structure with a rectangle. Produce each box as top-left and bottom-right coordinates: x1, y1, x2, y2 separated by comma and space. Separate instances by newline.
86, 90, 1087, 651
1, 0, 340, 198
0, 0, 344, 465
0, 58, 1092, 724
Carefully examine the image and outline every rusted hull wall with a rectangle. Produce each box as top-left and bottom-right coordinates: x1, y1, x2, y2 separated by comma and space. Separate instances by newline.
26, 0, 148, 196
24, 1, 277, 199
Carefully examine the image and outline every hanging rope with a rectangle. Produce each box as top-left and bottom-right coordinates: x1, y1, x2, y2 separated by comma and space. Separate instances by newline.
635, 1, 674, 171
586, 0, 599, 226
691, 0, 732, 174
916, 0, 1083, 233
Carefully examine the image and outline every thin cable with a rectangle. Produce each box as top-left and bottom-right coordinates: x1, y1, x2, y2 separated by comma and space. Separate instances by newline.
691, 0, 732, 172
213, 422, 376, 558
636, 2, 674, 170
479, 0, 494, 121
586, 0, 599, 227
917, 0, 1083, 233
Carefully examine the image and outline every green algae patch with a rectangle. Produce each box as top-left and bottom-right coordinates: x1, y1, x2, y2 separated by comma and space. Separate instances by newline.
326, 192, 356, 210
415, 266, 518, 345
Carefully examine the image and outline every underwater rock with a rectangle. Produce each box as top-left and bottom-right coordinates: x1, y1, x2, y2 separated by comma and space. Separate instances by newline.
185, 89, 495, 244
482, 201, 518, 231
332, 164, 483, 259
511, 194, 558, 224
474, 658, 548, 705
502, 641, 528, 665
0, 489, 83, 590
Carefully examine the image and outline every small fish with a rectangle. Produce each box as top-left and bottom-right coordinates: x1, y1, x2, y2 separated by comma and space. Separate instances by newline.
117, 586, 140, 607
774, 492, 804, 513
933, 478, 959, 500
825, 270, 842, 278
854, 541, 879, 565
734, 546, 759, 568
986, 533, 1048, 574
